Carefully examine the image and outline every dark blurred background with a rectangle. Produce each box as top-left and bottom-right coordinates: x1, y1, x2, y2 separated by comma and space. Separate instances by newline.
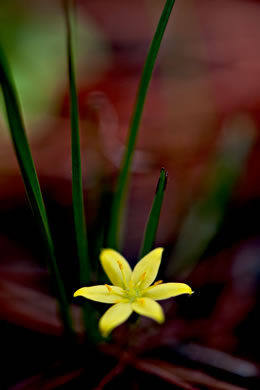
1, 0, 260, 389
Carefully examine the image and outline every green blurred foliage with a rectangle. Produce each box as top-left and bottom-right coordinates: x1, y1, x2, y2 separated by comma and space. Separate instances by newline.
0, 0, 108, 133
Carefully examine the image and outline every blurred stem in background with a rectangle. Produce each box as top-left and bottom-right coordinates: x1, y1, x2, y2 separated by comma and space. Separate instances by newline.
167, 114, 256, 277
106, 0, 176, 250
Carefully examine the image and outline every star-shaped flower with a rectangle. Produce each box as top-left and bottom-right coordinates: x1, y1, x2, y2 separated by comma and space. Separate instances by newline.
74, 248, 192, 336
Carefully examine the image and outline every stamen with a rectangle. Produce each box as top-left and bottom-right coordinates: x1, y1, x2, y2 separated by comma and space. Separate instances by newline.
136, 271, 147, 288
141, 280, 164, 294
153, 280, 163, 286
117, 261, 128, 288
117, 261, 123, 270
105, 284, 112, 292
138, 298, 145, 304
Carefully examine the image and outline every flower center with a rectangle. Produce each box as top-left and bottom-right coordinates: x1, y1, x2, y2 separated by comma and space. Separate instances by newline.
124, 285, 142, 302
116, 261, 147, 302
115, 261, 164, 302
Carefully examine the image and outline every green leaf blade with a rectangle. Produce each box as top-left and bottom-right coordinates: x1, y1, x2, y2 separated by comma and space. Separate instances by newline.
64, 0, 90, 285
0, 44, 74, 336
107, 0, 176, 250
139, 168, 168, 259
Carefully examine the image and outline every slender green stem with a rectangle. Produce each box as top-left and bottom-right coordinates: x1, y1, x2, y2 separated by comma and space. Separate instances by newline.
64, 0, 96, 338
107, 0, 176, 249
139, 168, 168, 258
0, 44, 74, 336
64, 0, 90, 285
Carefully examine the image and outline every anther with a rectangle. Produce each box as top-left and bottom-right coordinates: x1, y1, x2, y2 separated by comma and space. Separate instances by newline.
140, 272, 146, 281
153, 280, 163, 286
117, 261, 123, 270
105, 284, 112, 292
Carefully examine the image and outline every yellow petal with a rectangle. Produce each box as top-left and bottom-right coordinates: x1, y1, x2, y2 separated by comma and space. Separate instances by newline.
143, 282, 193, 300
74, 285, 125, 303
132, 297, 164, 323
100, 249, 132, 288
99, 302, 133, 336
131, 248, 163, 289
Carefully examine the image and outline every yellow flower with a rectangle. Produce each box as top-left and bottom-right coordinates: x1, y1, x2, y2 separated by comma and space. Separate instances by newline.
74, 248, 192, 336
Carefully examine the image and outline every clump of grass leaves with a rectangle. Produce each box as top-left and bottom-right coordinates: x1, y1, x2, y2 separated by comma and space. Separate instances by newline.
0, 0, 175, 336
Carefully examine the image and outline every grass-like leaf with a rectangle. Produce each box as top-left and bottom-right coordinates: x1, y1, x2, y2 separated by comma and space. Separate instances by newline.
167, 115, 256, 277
64, 0, 96, 337
64, 0, 90, 285
107, 0, 176, 249
0, 44, 74, 336
139, 168, 168, 258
